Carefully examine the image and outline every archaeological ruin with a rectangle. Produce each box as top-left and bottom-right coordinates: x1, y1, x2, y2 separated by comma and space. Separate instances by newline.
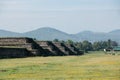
52, 42, 75, 55
0, 37, 83, 58
0, 37, 47, 57
65, 44, 84, 55
36, 41, 65, 56
0, 47, 29, 58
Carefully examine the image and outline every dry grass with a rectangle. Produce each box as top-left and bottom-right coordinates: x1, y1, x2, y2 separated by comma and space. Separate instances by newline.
0, 51, 120, 80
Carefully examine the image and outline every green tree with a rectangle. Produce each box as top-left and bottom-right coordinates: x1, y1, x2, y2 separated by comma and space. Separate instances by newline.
75, 42, 83, 50
82, 40, 93, 52
66, 39, 74, 45
93, 42, 100, 50
101, 41, 108, 49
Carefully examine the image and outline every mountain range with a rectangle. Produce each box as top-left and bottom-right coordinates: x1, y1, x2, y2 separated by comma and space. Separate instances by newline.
0, 27, 120, 43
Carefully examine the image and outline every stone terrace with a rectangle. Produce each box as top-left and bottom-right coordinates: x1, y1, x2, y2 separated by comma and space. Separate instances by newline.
0, 47, 29, 58
52, 42, 75, 55
0, 37, 84, 58
65, 44, 84, 55
36, 41, 65, 56
0, 37, 47, 56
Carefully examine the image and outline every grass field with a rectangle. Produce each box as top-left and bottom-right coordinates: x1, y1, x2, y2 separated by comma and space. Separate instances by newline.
0, 51, 120, 80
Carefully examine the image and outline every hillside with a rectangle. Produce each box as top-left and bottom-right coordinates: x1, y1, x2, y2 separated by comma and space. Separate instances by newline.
109, 29, 120, 34
0, 27, 120, 43
23, 27, 77, 41
0, 30, 21, 37
75, 31, 107, 42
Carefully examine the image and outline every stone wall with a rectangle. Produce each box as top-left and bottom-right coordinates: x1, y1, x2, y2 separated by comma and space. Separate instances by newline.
52, 42, 75, 55
0, 37, 32, 44
0, 37, 47, 56
0, 43, 33, 50
65, 44, 84, 55
36, 41, 65, 56
0, 37, 83, 58
0, 47, 29, 58
0, 37, 34, 50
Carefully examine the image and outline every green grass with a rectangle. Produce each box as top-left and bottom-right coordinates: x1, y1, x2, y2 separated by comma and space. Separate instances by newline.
0, 51, 120, 80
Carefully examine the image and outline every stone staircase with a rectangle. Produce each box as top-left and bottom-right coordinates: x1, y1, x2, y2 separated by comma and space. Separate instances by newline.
52, 42, 75, 55
65, 44, 84, 55
36, 41, 65, 56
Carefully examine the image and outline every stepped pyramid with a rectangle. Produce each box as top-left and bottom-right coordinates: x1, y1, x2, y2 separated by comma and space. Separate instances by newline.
52, 42, 75, 55
65, 44, 84, 55
0, 37, 46, 56
36, 41, 65, 56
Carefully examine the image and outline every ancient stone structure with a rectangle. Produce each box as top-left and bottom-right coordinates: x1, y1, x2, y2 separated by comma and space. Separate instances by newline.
0, 47, 29, 58
0, 37, 84, 58
0, 37, 47, 56
52, 42, 75, 55
65, 44, 84, 55
36, 41, 65, 56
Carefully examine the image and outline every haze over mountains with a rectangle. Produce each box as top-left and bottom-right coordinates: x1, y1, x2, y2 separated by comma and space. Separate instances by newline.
0, 27, 120, 43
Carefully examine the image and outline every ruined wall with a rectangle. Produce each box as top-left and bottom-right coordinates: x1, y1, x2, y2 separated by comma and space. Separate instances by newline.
36, 41, 65, 56
52, 42, 75, 55
0, 43, 34, 50
0, 47, 29, 58
0, 37, 31, 44
0, 37, 83, 58
0, 37, 46, 56
65, 44, 78, 55
65, 44, 84, 55
0, 37, 34, 50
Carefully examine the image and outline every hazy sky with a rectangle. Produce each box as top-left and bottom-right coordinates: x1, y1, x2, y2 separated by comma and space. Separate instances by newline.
0, 0, 120, 34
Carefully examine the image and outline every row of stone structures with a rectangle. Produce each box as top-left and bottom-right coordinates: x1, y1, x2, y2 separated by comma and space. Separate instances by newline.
0, 37, 83, 58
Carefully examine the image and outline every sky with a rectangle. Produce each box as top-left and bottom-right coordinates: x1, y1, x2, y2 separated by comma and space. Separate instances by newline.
0, 0, 120, 34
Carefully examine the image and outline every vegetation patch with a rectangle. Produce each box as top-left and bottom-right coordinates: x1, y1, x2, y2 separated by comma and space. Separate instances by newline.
0, 51, 120, 80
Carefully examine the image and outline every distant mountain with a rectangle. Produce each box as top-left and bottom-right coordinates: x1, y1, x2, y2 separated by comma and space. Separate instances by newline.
107, 29, 120, 43
75, 30, 120, 43
75, 31, 108, 42
109, 29, 120, 34
0, 27, 120, 44
0, 30, 21, 37
23, 27, 78, 41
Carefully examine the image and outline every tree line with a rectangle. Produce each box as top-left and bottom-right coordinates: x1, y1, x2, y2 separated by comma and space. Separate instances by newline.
53, 39, 118, 52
